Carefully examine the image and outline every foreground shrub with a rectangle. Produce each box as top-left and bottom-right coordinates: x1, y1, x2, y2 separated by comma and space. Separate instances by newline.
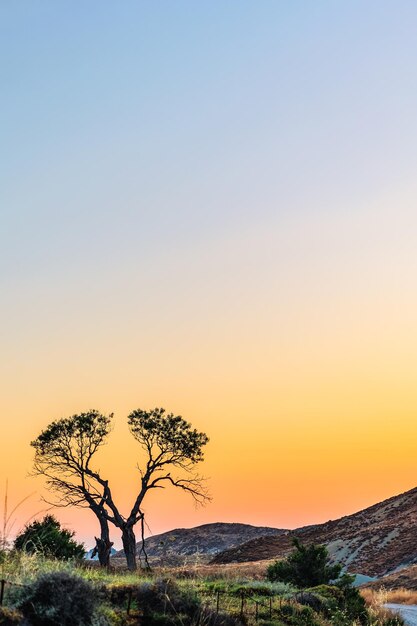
91, 605, 128, 626
135, 578, 200, 624
134, 578, 241, 625
306, 578, 367, 625
278, 603, 324, 626
13, 570, 98, 626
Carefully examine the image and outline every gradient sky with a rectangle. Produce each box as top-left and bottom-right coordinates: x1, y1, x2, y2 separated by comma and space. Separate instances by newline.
2, 2, 417, 547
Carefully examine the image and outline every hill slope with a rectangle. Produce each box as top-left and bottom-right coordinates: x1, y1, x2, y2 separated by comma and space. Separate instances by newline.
365, 564, 417, 590
116, 523, 285, 565
211, 487, 417, 577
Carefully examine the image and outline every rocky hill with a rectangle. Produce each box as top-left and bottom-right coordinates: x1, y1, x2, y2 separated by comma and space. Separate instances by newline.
211, 487, 417, 577
115, 522, 285, 565
365, 564, 417, 590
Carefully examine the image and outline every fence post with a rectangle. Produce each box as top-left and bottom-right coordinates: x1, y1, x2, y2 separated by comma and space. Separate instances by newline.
240, 591, 245, 619
216, 590, 220, 614
126, 589, 132, 615
0, 580, 5, 606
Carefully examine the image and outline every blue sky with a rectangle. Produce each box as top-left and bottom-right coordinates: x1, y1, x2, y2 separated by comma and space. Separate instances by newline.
3, 1, 417, 283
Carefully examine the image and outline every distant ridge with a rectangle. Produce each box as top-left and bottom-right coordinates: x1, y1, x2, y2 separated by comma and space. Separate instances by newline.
115, 522, 285, 565
211, 486, 417, 577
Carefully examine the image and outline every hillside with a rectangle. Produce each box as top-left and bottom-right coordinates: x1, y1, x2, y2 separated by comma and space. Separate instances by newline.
115, 522, 285, 565
211, 487, 417, 577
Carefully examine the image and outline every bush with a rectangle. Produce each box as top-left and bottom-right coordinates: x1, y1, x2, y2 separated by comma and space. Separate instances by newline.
277, 603, 323, 626
134, 579, 241, 626
135, 578, 200, 624
307, 580, 368, 625
267, 538, 341, 588
14, 515, 85, 561
294, 591, 325, 612
91, 605, 128, 626
13, 570, 99, 626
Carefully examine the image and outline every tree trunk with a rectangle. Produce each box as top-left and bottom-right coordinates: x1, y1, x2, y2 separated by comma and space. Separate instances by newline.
121, 525, 137, 571
95, 517, 113, 568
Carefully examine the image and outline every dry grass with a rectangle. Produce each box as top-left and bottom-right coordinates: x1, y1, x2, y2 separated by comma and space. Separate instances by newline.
166, 559, 273, 580
367, 605, 404, 625
360, 590, 405, 625
92, 557, 272, 582
362, 586, 417, 607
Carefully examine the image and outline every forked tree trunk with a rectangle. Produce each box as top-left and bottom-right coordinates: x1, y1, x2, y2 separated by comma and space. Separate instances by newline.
121, 525, 137, 571
95, 517, 113, 568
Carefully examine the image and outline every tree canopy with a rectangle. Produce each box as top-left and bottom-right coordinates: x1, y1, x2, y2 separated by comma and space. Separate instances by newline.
31, 410, 112, 510
128, 407, 209, 504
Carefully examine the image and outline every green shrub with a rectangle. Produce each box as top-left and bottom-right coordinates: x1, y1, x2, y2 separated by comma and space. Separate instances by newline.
307, 580, 367, 625
13, 570, 98, 626
134, 579, 241, 626
277, 603, 323, 626
14, 515, 85, 561
91, 605, 128, 626
267, 538, 341, 588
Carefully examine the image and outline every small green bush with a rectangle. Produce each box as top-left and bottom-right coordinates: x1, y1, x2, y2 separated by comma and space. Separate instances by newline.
267, 539, 341, 588
91, 605, 127, 626
14, 515, 85, 561
277, 603, 323, 626
13, 570, 99, 626
307, 580, 367, 625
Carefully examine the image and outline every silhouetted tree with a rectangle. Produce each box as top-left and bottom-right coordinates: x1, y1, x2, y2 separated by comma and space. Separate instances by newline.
14, 515, 85, 560
31, 411, 114, 567
267, 538, 342, 587
119, 408, 210, 570
32, 408, 210, 571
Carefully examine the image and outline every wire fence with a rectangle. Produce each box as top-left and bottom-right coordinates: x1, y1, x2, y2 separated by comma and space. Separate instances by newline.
200, 588, 296, 622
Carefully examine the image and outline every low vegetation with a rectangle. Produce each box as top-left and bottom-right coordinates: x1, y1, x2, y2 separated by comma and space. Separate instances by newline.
0, 538, 405, 626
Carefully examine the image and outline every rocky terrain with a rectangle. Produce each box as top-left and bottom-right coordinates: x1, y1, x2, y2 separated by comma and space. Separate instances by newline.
211, 487, 417, 578
115, 522, 285, 565
366, 564, 417, 590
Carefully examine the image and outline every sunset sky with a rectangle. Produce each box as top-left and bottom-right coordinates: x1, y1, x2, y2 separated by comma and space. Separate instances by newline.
2, 2, 417, 548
